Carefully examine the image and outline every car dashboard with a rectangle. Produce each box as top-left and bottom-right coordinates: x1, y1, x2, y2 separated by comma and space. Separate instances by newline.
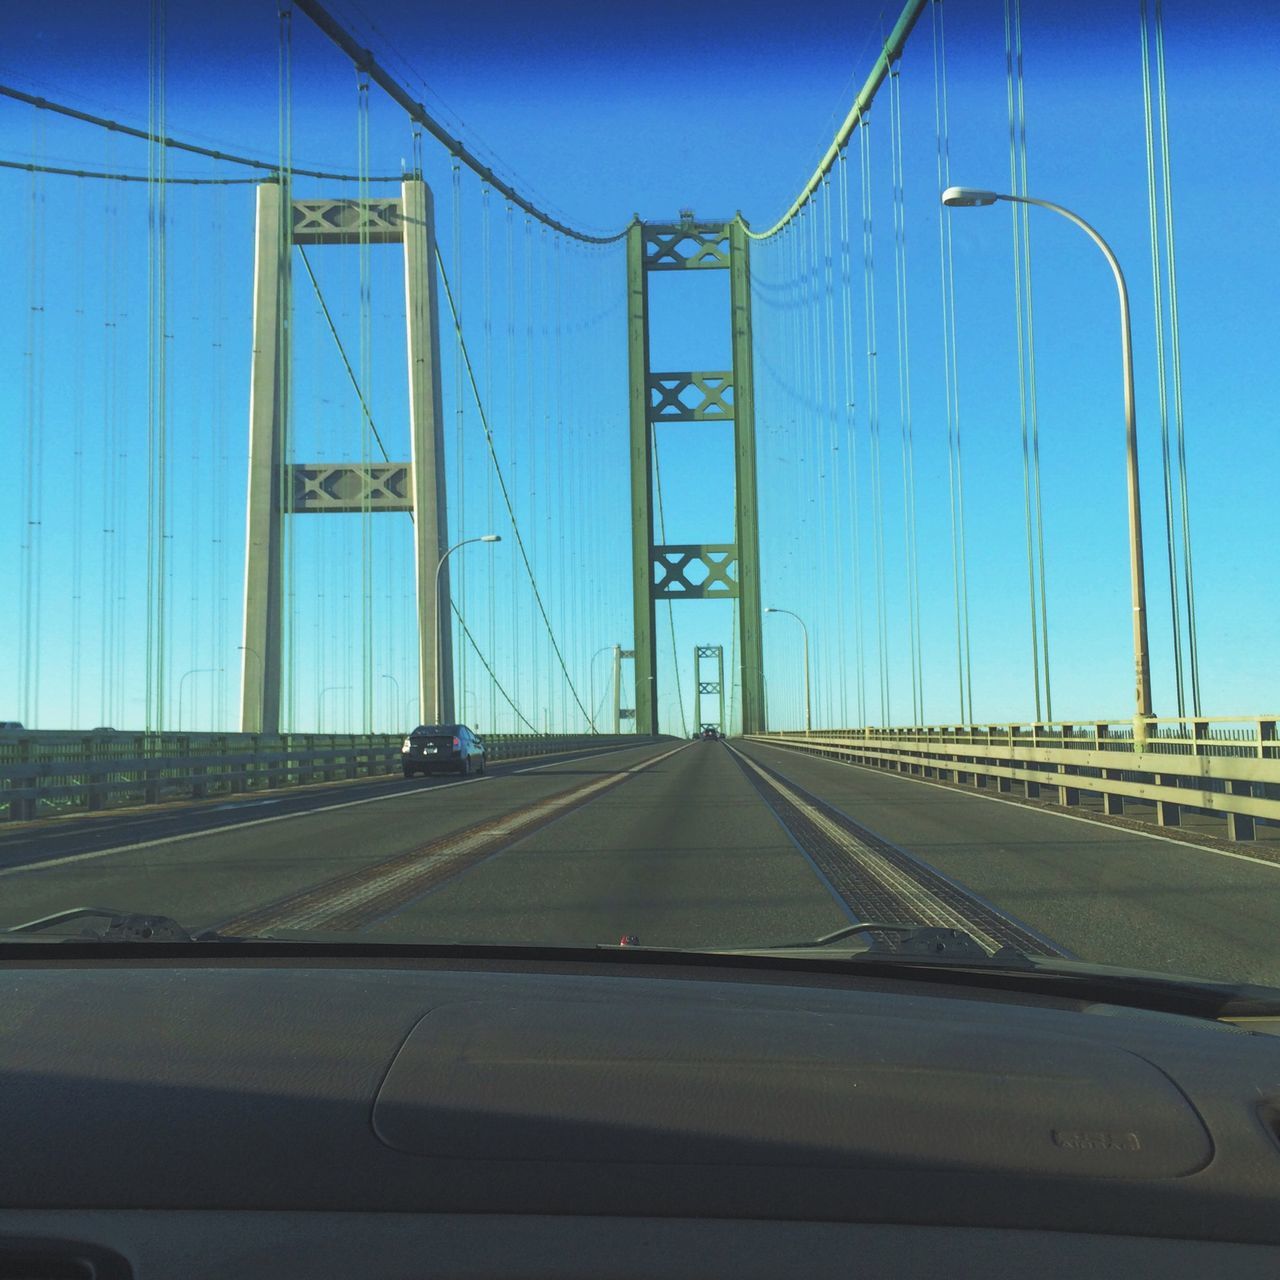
2, 950, 1280, 1278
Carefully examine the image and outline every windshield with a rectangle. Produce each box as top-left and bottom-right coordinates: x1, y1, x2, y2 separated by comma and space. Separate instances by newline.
1, 0, 1277, 993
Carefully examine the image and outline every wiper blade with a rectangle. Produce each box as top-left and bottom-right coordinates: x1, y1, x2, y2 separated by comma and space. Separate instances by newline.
756, 920, 1031, 965
2, 908, 239, 943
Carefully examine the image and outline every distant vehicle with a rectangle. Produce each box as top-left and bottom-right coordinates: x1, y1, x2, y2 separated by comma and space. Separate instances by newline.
0, 721, 23, 732
700, 727, 720, 741
401, 723, 486, 778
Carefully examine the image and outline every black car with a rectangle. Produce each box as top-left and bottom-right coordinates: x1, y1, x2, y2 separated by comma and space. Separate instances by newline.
400, 723, 487, 778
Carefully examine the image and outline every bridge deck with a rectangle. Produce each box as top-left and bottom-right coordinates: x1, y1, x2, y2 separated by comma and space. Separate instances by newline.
1, 738, 1277, 988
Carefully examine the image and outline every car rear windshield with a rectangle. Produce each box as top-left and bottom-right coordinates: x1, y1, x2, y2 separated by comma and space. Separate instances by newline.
411, 725, 459, 737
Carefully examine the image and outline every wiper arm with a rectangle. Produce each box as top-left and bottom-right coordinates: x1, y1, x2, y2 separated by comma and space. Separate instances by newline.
2, 908, 237, 943
766, 920, 1030, 964
605, 922, 1032, 966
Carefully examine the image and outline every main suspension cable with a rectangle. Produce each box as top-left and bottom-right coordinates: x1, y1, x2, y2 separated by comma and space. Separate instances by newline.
0, 83, 403, 181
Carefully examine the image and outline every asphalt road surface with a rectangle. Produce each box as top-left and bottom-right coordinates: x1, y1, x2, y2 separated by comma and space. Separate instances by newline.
2, 735, 1279, 987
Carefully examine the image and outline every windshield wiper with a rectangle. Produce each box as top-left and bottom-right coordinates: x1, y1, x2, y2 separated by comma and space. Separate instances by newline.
769, 921, 1002, 958
1, 908, 239, 943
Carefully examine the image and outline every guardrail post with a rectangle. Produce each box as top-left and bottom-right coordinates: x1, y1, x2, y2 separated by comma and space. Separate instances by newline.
1155, 775, 1181, 828
1103, 774, 1125, 816
1227, 781, 1256, 842
1057, 767, 1080, 806
144, 766, 161, 806
8, 737, 37, 822
1260, 720, 1276, 761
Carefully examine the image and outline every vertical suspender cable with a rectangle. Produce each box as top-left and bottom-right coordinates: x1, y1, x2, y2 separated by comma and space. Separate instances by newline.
540, 227, 553, 726
1004, 0, 1043, 722
482, 182, 496, 730
358, 70, 374, 734
524, 216, 540, 725
213, 169, 228, 727
1013, 0, 1051, 721
889, 58, 923, 725
1155, 0, 1200, 714
21, 125, 45, 728
146, 0, 168, 730
506, 201, 520, 727
838, 147, 867, 727
71, 180, 85, 725
451, 156, 465, 722
1140, 0, 1183, 717
859, 123, 890, 726
553, 235, 568, 728
100, 159, 120, 727
822, 176, 847, 727
280, 2, 296, 729
931, 0, 973, 723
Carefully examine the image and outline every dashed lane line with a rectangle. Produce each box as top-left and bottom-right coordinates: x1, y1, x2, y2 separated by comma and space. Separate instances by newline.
0, 741, 672, 882
215, 741, 692, 935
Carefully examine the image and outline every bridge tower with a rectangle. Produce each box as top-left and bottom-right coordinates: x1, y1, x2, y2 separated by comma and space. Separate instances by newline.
627, 215, 765, 735
694, 644, 725, 736
240, 177, 452, 733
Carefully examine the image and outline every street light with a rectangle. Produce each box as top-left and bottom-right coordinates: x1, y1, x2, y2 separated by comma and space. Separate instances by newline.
381, 673, 402, 732
237, 645, 263, 729
588, 645, 614, 734
434, 535, 502, 723
765, 608, 811, 735
940, 185, 1153, 727
178, 667, 221, 733
319, 685, 350, 734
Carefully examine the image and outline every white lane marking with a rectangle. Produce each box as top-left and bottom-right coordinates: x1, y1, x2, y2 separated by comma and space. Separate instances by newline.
733, 747, 1004, 953
513, 741, 660, 774
748, 741, 1280, 872
0, 776, 486, 879
0, 741, 680, 882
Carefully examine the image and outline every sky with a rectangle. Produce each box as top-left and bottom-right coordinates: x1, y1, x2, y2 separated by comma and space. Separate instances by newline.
0, 0, 1276, 736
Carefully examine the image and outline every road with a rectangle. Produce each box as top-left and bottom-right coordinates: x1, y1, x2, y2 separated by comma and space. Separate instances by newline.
2, 735, 1279, 987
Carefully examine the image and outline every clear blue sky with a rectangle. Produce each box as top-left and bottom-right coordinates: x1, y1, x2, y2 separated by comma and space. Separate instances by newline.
1, 0, 1276, 734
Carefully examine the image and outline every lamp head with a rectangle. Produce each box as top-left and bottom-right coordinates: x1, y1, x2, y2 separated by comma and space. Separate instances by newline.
480, 534, 502, 543
941, 186, 1000, 208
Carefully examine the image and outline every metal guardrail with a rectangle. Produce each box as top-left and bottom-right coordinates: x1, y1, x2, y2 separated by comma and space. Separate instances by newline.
746, 716, 1280, 842
0, 731, 651, 823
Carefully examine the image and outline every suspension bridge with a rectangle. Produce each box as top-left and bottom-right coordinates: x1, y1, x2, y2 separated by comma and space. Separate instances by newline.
0, 0, 1277, 976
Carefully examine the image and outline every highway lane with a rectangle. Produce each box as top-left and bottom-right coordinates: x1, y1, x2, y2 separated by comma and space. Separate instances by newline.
1, 731, 1277, 996
736, 738, 1280, 988
364, 733, 850, 949
0, 739, 660, 875
0, 740, 681, 933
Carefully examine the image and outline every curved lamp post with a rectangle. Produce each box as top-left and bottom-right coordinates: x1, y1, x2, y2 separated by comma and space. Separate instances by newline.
940, 186, 1153, 729
764, 608, 810, 735
434, 535, 502, 722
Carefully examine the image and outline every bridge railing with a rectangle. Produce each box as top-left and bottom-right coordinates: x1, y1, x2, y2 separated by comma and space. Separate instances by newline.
745, 716, 1280, 843
0, 731, 648, 823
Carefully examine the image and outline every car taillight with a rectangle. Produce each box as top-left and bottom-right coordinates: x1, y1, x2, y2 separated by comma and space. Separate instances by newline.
452, 736, 460, 749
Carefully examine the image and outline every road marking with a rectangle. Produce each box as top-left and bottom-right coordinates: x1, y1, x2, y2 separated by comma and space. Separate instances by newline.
216, 740, 692, 933
0, 741, 680, 882
731, 747, 1007, 952
748, 740, 1280, 872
